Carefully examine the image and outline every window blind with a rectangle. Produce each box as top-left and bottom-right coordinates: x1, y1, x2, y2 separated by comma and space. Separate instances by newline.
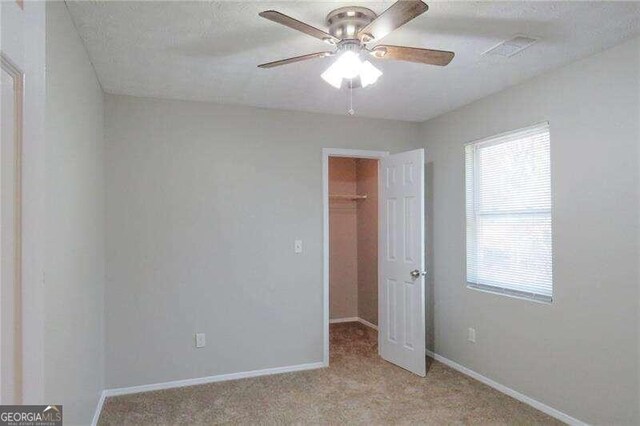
465, 123, 552, 303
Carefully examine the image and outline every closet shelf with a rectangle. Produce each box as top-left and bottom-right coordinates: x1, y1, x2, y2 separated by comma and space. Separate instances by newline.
329, 194, 367, 200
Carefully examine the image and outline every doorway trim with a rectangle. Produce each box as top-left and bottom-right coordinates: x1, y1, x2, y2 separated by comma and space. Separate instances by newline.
1, 52, 24, 403
322, 148, 388, 366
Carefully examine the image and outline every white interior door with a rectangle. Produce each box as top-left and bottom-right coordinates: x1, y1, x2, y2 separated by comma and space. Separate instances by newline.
379, 149, 426, 376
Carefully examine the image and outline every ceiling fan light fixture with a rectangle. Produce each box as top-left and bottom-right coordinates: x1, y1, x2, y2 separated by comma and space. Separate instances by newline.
321, 51, 382, 89
258, 2, 451, 87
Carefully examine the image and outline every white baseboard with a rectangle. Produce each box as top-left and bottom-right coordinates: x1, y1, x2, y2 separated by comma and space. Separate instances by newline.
102, 361, 325, 398
91, 390, 107, 426
425, 350, 587, 426
330, 317, 378, 331
357, 317, 378, 330
93, 349, 580, 425
92, 362, 324, 423
329, 317, 359, 324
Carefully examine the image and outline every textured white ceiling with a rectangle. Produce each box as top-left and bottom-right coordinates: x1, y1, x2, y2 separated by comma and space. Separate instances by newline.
66, 1, 640, 122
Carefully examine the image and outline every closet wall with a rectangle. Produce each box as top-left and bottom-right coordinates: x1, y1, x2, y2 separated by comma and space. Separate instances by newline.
356, 160, 378, 326
329, 157, 378, 325
329, 158, 359, 319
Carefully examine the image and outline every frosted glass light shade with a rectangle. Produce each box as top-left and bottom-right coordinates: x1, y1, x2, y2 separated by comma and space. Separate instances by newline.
360, 60, 382, 87
321, 52, 382, 89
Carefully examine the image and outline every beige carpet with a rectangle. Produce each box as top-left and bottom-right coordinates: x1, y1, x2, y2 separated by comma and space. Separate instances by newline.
99, 323, 561, 425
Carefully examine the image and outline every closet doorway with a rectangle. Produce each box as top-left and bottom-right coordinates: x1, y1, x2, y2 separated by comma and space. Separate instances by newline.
322, 148, 427, 376
328, 155, 379, 328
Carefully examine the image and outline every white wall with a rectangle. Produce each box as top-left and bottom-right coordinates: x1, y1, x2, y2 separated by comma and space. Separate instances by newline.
420, 36, 640, 425
104, 94, 418, 388
44, 3, 106, 424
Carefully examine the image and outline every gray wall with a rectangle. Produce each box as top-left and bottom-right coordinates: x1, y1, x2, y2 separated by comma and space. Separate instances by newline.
419, 36, 640, 424
46, 12, 639, 422
44, 3, 105, 424
104, 94, 418, 388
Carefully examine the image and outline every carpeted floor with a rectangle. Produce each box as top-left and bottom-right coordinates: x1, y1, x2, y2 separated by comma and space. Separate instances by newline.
98, 322, 561, 425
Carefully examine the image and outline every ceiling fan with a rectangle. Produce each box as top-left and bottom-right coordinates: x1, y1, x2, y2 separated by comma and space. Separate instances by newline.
258, 0, 454, 89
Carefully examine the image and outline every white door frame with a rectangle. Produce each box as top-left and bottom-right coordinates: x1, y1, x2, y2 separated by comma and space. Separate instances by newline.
1, 52, 24, 404
322, 148, 388, 366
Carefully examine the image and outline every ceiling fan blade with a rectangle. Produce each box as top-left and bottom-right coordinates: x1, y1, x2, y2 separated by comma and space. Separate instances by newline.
370, 45, 454, 66
259, 11, 340, 45
358, 0, 428, 43
258, 51, 333, 69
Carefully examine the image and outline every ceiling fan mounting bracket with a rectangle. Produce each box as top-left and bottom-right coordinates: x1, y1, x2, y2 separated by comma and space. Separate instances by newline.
326, 7, 377, 40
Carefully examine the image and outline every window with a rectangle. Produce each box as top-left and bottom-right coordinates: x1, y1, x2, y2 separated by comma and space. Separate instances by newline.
465, 123, 552, 302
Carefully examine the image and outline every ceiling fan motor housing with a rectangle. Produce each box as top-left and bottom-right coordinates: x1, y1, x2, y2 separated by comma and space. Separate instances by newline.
326, 7, 377, 41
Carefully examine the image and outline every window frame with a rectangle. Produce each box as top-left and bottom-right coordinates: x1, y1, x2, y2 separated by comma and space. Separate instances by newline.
464, 122, 553, 304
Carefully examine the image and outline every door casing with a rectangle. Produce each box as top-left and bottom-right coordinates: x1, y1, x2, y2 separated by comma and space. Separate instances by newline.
1, 52, 23, 404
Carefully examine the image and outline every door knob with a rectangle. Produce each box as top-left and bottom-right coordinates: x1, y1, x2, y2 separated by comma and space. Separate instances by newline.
410, 269, 426, 279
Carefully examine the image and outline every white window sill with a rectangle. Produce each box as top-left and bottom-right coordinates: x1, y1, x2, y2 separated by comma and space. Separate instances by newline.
466, 283, 552, 304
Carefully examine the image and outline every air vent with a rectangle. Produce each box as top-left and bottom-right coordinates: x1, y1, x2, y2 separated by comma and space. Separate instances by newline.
483, 35, 538, 57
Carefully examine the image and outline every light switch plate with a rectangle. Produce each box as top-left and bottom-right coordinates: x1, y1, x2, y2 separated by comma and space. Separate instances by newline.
294, 240, 303, 254
195, 333, 206, 348
468, 328, 476, 343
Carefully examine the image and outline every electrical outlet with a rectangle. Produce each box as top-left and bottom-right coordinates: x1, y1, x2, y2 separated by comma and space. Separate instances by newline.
294, 240, 303, 254
468, 328, 476, 343
195, 333, 206, 348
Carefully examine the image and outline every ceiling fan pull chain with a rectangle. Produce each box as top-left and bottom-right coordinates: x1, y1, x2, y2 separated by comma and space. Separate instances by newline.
348, 80, 355, 116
